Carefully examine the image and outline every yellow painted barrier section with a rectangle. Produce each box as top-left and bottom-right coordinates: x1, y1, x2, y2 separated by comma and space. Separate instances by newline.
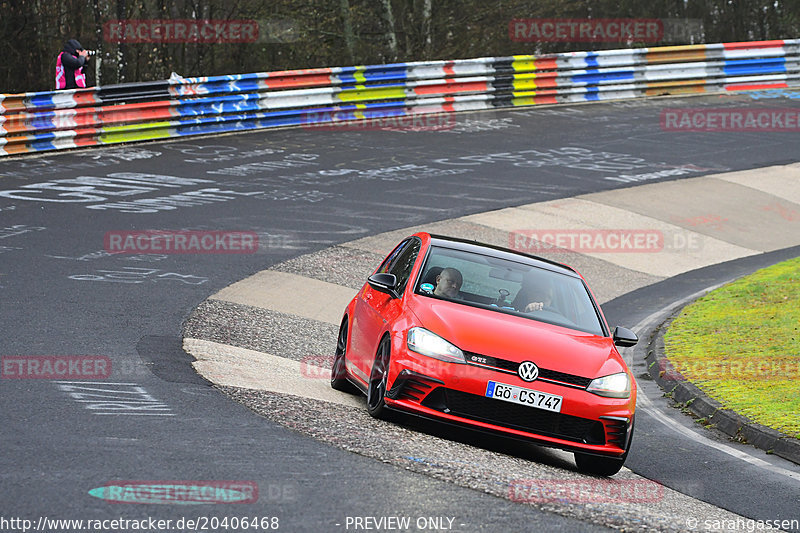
99, 122, 174, 144
352, 68, 367, 84
511, 96, 550, 106
337, 86, 406, 102
511, 59, 538, 72
513, 79, 539, 91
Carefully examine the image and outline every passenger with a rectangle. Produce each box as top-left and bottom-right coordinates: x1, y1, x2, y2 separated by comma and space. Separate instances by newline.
433, 267, 463, 299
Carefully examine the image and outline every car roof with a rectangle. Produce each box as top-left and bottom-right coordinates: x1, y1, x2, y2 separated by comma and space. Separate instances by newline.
426, 233, 581, 278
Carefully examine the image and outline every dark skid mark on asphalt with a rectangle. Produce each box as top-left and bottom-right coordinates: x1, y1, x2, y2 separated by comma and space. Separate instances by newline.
136, 335, 211, 385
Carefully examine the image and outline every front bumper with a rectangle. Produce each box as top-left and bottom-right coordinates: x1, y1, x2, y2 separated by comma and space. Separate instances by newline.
384, 350, 635, 457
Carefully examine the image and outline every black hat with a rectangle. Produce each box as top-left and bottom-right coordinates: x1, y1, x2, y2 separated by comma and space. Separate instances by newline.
64, 39, 84, 54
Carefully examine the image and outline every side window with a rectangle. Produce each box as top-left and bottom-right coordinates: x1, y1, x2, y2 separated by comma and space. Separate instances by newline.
388, 238, 421, 293
376, 240, 410, 275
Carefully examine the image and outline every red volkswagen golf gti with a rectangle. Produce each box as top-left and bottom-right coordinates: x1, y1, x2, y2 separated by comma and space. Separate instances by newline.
331, 233, 638, 476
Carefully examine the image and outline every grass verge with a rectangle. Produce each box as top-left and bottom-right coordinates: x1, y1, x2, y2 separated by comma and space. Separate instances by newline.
664, 256, 800, 439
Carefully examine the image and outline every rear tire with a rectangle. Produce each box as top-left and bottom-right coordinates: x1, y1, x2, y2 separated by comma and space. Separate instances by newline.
331, 318, 356, 393
366, 336, 392, 419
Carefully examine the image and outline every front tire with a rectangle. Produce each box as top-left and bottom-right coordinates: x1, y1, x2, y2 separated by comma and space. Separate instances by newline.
574, 417, 634, 476
574, 452, 626, 476
366, 336, 391, 419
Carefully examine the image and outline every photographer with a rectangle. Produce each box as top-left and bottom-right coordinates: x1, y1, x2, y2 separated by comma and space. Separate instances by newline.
55, 39, 92, 89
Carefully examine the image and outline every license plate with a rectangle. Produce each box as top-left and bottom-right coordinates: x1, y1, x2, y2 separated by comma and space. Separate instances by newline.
485, 381, 563, 413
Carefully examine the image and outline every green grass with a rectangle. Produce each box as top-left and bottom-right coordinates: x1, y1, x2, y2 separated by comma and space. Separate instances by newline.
664, 256, 800, 439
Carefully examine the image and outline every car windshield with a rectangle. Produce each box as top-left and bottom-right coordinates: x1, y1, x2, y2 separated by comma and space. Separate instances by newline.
415, 245, 605, 335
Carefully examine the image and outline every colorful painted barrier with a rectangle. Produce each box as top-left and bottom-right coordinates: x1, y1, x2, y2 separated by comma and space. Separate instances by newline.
2, 39, 799, 156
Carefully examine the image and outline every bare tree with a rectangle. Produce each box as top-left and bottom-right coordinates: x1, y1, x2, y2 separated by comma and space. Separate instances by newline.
3, 0, 800, 93
381, 0, 399, 60
340, 0, 356, 63
421, 0, 432, 58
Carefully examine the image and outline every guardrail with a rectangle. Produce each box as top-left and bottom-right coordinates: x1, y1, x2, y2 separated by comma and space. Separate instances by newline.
2, 39, 799, 157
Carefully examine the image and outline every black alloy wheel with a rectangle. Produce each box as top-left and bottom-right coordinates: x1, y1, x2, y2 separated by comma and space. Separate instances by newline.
331, 318, 355, 393
366, 336, 392, 419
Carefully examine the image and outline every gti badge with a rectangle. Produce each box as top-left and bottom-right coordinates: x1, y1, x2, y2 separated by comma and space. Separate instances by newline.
518, 361, 539, 382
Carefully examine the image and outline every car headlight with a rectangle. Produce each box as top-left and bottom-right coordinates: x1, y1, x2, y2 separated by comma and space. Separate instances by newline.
407, 327, 465, 363
586, 372, 630, 398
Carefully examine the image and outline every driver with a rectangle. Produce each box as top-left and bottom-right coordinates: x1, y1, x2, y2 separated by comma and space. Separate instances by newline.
433, 267, 463, 299
514, 277, 555, 313
523, 283, 554, 313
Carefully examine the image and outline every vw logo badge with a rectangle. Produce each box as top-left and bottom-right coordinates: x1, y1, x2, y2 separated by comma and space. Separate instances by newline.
518, 361, 539, 382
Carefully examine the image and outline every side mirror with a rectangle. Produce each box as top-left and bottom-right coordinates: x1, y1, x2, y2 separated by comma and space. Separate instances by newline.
612, 326, 638, 347
367, 273, 399, 297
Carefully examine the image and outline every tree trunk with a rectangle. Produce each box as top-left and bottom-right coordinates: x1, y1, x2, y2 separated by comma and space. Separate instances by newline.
421, 0, 432, 58
92, 0, 103, 86
381, 0, 398, 61
116, 0, 126, 82
340, 0, 356, 64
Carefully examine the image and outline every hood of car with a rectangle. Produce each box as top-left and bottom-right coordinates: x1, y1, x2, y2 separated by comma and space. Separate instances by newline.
408, 296, 623, 379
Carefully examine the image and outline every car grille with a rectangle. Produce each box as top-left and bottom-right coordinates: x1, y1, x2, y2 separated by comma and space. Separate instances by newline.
463, 351, 592, 388
421, 388, 605, 445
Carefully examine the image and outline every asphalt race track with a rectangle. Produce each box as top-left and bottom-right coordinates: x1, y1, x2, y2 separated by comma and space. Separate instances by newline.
1, 92, 800, 532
